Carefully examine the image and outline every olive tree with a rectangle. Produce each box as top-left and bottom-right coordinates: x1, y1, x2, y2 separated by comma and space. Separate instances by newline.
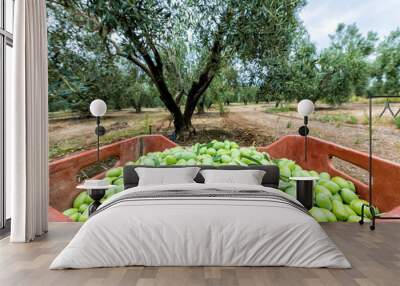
317, 23, 378, 104
48, 0, 304, 136
369, 29, 400, 97
259, 23, 378, 106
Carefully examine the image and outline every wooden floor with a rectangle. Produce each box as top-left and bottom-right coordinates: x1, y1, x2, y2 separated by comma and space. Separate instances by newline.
0, 222, 399, 286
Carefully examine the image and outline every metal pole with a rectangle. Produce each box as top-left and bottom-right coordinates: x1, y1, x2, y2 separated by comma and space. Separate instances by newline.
304, 116, 308, 162
369, 96, 372, 208
96, 117, 100, 162
305, 133, 307, 162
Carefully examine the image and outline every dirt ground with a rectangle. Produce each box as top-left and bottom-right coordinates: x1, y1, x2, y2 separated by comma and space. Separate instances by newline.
224, 103, 400, 163
49, 103, 400, 182
49, 109, 167, 159
220, 104, 400, 183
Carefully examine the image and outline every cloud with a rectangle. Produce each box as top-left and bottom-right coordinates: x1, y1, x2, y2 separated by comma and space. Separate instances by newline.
300, 0, 400, 50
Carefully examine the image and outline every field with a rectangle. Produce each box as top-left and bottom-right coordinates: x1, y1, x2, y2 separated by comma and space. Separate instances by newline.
49, 102, 400, 182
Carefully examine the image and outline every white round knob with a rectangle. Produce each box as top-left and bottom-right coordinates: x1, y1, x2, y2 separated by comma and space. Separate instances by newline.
297, 99, 314, 117
90, 99, 107, 117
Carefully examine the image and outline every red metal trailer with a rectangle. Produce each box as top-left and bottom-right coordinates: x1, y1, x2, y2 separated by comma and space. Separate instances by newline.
48, 135, 400, 221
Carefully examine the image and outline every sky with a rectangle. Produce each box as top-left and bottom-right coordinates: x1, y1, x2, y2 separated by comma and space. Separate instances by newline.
300, 0, 400, 50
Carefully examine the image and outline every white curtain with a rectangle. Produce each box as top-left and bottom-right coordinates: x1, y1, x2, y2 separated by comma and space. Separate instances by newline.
8, 0, 49, 242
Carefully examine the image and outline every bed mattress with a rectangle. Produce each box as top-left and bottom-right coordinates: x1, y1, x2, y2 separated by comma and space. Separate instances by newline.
50, 183, 351, 269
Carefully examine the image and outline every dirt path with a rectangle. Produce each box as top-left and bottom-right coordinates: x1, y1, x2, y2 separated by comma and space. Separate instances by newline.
221, 104, 400, 183
225, 104, 400, 163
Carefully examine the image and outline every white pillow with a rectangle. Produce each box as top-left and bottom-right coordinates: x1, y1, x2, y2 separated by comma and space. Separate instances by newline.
135, 167, 200, 186
200, 169, 266, 185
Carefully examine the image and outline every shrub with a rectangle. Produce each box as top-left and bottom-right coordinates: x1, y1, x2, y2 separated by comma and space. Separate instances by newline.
317, 114, 358, 124
346, 116, 358, 124
266, 106, 292, 113
394, 117, 400, 129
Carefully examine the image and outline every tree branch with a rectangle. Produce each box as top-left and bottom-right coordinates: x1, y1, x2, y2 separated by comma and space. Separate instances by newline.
182, 8, 234, 125
186, 9, 232, 103
174, 90, 185, 105
102, 31, 156, 82
129, 32, 160, 74
146, 35, 163, 69
185, 32, 223, 106
126, 54, 154, 80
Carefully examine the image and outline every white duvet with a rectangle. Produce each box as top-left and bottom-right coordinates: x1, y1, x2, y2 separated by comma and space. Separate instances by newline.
50, 183, 351, 269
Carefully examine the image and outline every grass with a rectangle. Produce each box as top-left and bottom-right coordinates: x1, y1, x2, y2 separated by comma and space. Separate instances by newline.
48, 110, 77, 119
100, 128, 144, 145
393, 117, 400, 129
347, 115, 358, 124
362, 112, 370, 125
265, 106, 293, 113
315, 114, 359, 125
143, 114, 152, 134
48, 109, 169, 160
49, 140, 86, 159
49, 124, 150, 160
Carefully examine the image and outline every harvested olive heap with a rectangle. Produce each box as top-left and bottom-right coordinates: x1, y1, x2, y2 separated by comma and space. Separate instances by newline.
64, 140, 376, 223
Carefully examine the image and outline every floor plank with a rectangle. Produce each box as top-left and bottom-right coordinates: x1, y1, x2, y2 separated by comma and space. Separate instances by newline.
0, 222, 399, 286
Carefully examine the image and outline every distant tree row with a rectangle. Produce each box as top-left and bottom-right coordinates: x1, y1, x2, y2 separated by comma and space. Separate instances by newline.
260, 24, 400, 106
47, 1, 400, 135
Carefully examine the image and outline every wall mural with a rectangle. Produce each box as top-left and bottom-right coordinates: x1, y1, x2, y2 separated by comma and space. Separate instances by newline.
46, 1, 400, 225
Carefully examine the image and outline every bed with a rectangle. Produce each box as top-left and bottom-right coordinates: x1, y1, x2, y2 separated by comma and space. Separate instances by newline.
50, 165, 350, 269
